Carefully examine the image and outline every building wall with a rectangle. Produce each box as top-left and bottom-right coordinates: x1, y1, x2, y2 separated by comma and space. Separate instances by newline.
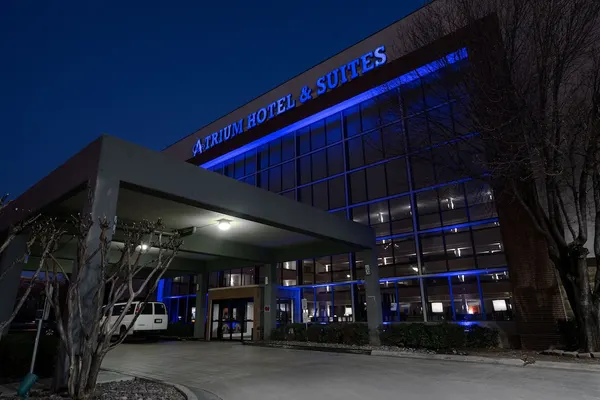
161, 1, 453, 162
162, 51, 515, 329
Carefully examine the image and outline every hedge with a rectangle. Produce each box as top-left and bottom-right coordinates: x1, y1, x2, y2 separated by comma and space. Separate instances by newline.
271, 323, 370, 346
271, 322, 498, 351
165, 322, 194, 338
379, 323, 499, 351
0, 333, 59, 380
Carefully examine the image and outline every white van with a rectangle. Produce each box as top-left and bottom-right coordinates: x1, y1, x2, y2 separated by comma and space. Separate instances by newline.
109, 301, 168, 337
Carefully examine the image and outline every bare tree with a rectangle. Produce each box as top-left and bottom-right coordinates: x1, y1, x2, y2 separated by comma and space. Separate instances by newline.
381, 0, 600, 350
0, 194, 58, 340
44, 214, 182, 399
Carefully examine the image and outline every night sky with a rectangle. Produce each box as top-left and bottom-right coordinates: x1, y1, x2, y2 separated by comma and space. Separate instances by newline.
1, 0, 422, 198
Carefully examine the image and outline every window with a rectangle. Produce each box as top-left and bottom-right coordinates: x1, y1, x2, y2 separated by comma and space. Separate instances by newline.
351, 205, 369, 225
381, 123, 405, 158
366, 164, 387, 201
420, 232, 447, 274
480, 271, 513, 321
445, 227, 475, 271
233, 155, 245, 179
258, 144, 269, 170
347, 136, 364, 170
416, 189, 441, 229
299, 155, 311, 185
344, 105, 361, 137
328, 176, 346, 210
155, 303, 167, 315
379, 89, 402, 125
473, 226, 506, 268
268, 166, 282, 193
245, 149, 257, 174
401, 78, 425, 117
327, 144, 344, 176
310, 120, 326, 150
259, 171, 268, 190
349, 170, 367, 204
361, 98, 380, 131
326, 114, 342, 144
269, 138, 282, 166
439, 184, 468, 226
302, 260, 315, 285
224, 161, 234, 178
390, 196, 413, 234
393, 237, 418, 271
424, 277, 452, 322
282, 134, 295, 161
299, 186, 312, 206
363, 130, 384, 165
297, 126, 311, 155
411, 153, 436, 189
281, 161, 295, 191
311, 149, 327, 181
313, 181, 328, 210
405, 113, 429, 151
466, 180, 497, 221
385, 158, 409, 195
428, 104, 454, 145
141, 303, 153, 315
451, 274, 483, 321
369, 200, 390, 238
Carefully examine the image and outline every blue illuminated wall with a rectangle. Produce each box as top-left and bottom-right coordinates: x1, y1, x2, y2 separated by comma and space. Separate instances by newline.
166, 48, 514, 324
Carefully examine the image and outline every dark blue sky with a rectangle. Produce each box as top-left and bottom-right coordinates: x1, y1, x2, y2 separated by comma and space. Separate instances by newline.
1, 0, 422, 197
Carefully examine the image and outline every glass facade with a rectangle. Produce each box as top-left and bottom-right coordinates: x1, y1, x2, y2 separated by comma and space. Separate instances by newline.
161, 51, 513, 325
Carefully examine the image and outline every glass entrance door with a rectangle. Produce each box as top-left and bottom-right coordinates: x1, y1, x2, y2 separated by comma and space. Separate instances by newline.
210, 298, 254, 341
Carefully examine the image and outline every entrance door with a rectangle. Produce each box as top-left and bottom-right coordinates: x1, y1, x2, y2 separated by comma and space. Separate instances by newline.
211, 298, 254, 341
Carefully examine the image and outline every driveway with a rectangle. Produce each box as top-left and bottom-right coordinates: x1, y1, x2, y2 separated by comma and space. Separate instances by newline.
102, 342, 600, 400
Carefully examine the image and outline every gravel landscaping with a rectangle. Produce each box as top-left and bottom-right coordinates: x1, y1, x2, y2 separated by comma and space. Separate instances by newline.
0, 378, 186, 400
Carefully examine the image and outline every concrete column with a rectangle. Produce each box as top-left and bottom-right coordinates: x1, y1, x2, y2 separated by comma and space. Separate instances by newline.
77, 175, 119, 328
364, 248, 382, 345
193, 272, 209, 339
263, 263, 277, 340
0, 235, 27, 335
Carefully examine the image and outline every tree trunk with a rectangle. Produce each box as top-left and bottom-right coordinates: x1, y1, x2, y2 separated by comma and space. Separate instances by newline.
564, 244, 600, 352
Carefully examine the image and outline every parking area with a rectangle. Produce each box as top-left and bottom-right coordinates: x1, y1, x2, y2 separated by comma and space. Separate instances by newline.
102, 342, 600, 400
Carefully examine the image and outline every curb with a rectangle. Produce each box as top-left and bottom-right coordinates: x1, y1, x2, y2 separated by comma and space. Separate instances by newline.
100, 368, 202, 400
242, 341, 372, 355
370, 350, 600, 372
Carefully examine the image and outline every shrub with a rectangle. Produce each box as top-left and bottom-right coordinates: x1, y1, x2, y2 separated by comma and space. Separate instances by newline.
464, 324, 499, 348
379, 323, 498, 351
165, 322, 194, 338
324, 324, 343, 344
284, 323, 307, 341
0, 333, 58, 379
306, 324, 326, 343
270, 327, 285, 341
271, 323, 370, 346
341, 323, 370, 346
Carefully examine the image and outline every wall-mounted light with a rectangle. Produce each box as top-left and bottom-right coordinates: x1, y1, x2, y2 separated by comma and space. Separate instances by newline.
217, 219, 232, 231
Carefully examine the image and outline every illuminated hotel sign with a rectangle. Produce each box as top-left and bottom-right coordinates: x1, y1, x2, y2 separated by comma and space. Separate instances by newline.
192, 45, 387, 156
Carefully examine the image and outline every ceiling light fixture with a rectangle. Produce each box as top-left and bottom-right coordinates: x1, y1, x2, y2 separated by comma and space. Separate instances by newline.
217, 219, 232, 231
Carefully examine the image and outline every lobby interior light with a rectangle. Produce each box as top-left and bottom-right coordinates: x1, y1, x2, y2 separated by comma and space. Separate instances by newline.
217, 219, 232, 231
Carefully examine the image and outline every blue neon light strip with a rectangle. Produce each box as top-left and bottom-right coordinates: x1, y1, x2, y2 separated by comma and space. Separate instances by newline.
201, 48, 468, 169
284, 266, 507, 290
156, 279, 165, 302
